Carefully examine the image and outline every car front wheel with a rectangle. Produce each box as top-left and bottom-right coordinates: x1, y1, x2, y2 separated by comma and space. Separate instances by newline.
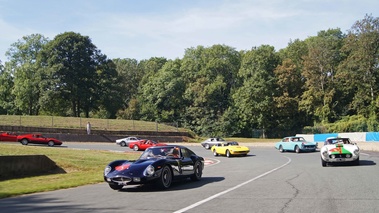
190, 161, 203, 181
279, 145, 284, 153
321, 158, 327, 167
295, 145, 300, 153
204, 143, 210, 149
354, 157, 360, 166
47, 141, 55, 147
120, 142, 126, 147
226, 150, 231, 158
158, 166, 172, 189
133, 145, 139, 151
21, 139, 28, 145
213, 149, 218, 156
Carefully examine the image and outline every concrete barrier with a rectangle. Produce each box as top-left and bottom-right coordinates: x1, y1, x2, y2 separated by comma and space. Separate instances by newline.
0, 155, 64, 180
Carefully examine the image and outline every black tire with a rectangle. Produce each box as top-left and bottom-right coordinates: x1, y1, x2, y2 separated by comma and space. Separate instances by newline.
190, 161, 203, 181
157, 166, 172, 189
21, 139, 28, 145
133, 145, 139, 151
354, 157, 360, 166
213, 149, 218, 156
226, 150, 231, 158
321, 158, 327, 167
109, 184, 123, 190
47, 141, 55, 147
120, 141, 126, 147
279, 145, 284, 153
204, 143, 210, 149
295, 145, 300, 153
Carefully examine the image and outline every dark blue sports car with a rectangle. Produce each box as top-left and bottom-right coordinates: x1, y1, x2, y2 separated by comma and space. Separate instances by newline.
104, 145, 204, 190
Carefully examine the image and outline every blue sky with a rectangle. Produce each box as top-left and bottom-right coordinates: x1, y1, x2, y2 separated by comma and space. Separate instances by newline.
1, 0, 378, 62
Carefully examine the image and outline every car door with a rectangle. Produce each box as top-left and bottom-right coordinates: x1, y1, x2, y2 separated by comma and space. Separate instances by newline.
139, 141, 151, 150
179, 148, 195, 176
282, 138, 292, 150
34, 134, 47, 144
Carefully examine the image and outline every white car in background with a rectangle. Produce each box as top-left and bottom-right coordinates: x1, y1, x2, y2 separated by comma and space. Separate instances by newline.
115, 136, 142, 147
320, 137, 360, 167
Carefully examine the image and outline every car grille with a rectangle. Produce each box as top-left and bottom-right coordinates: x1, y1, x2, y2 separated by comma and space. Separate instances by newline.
233, 151, 248, 154
329, 154, 351, 158
112, 176, 132, 184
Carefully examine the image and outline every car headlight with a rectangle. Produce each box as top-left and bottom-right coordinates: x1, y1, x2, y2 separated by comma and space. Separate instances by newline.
322, 150, 328, 157
144, 165, 155, 177
354, 149, 359, 155
104, 166, 111, 175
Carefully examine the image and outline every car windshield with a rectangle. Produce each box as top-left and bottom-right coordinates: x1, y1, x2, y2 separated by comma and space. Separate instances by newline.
227, 142, 239, 146
291, 137, 305, 142
139, 147, 180, 159
327, 138, 351, 145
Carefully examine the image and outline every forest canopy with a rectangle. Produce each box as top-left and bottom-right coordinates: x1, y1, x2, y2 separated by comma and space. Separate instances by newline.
0, 14, 378, 138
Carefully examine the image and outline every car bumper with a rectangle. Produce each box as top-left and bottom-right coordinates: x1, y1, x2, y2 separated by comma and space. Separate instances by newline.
230, 150, 250, 155
104, 169, 163, 186
322, 155, 359, 162
300, 146, 317, 151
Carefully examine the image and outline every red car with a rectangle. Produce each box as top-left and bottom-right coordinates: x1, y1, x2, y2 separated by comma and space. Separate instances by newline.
17, 134, 63, 146
0, 132, 18, 142
129, 139, 167, 151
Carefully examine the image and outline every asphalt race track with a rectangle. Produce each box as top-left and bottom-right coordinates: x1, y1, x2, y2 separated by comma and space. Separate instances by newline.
1, 143, 379, 213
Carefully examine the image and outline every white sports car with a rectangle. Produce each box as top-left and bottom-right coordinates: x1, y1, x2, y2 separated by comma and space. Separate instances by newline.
320, 137, 360, 167
115, 136, 142, 147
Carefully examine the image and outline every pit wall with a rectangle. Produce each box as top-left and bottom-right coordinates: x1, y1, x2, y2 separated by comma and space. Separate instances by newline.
0, 155, 60, 180
296, 132, 379, 142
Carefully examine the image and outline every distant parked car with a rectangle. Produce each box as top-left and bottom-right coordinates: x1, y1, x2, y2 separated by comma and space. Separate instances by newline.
129, 139, 167, 151
115, 136, 143, 147
320, 137, 360, 167
0, 132, 18, 142
17, 134, 62, 146
211, 141, 250, 157
275, 136, 317, 153
201, 137, 226, 149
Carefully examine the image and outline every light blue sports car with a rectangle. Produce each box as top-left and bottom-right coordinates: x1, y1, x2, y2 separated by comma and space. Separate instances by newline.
275, 136, 318, 153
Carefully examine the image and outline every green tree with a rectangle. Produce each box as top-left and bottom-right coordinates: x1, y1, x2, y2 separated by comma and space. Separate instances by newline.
138, 57, 168, 86
300, 29, 345, 123
181, 45, 241, 136
338, 14, 379, 117
273, 58, 305, 135
233, 45, 279, 137
5, 34, 49, 115
138, 59, 185, 122
113, 58, 142, 109
92, 58, 122, 119
278, 39, 308, 71
39, 32, 110, 117
0, 61, 16, 114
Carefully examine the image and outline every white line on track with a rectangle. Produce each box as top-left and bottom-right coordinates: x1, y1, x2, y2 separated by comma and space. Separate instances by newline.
173, 156, 292, 213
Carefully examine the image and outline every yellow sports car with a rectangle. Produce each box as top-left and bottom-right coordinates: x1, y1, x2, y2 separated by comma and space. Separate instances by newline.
211, 141, 250, 157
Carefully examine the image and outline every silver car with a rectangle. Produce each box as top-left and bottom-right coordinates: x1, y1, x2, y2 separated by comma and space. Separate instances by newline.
201, 137, 225, 149
115, 136, 142, 147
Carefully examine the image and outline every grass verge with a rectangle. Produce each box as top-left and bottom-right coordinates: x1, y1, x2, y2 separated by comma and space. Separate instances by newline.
0, 143, 140, 199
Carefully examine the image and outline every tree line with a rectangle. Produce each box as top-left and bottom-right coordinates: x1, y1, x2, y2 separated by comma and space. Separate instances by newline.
0, 14, 378, 138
